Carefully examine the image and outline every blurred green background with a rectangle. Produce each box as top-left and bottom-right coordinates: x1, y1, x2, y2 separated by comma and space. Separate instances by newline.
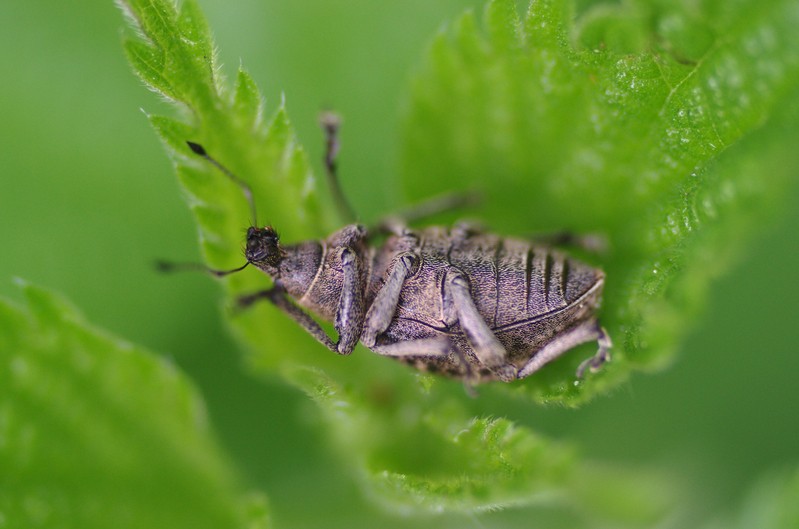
1, 0, 798, 527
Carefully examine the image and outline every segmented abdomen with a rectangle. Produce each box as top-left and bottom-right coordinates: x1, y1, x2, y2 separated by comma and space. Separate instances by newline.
427, 228, 602, 329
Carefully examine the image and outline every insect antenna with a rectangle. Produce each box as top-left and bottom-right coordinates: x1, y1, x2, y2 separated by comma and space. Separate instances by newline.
155, 260, 250, 277
186, 141, 259, 227
319, 112, 357, 223
154, 141, 259, 278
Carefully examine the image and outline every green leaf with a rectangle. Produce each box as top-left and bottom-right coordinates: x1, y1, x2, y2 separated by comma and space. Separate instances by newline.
117, 0, 793, 520
117, 0, 332, 369
117, 0, 327, 254
0, 282, 269, 529
401, 0, 799, 404
287, 367, 672, 522
287, 366, 574, 512
291, 369, 573, 512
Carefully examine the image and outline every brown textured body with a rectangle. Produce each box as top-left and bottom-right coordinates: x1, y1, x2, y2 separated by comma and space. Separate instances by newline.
367, 227, 603, 380
278, 224, 605, 382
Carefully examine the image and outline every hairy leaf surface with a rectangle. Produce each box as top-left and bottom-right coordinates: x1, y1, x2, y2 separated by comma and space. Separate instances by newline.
402, 0, 799, 403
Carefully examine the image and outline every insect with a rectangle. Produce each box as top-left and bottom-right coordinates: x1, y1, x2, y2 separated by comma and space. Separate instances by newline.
173, 114, 610, 383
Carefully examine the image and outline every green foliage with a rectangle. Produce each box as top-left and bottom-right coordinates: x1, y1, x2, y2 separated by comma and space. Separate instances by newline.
287, 366, 671, 524
113, 0, 799, 523
402, 0, 799, 403
118, 0, 327, 246
118, 0, 334, 369
288, 366, 575, 513
0, 282, 269, 529
119, 0, 623, 514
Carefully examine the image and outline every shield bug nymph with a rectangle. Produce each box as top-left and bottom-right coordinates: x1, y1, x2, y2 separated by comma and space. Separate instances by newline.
175, 115, 610, 383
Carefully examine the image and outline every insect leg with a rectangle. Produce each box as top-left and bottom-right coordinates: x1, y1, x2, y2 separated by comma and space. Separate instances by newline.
369, 336, 451, 358
450, 220, 486, 240
319, 112, 357, 223
361, 252, 417, 348
372, 192, 480, 236
333, 246, 366, 355
445, 270, 518, 381
517, 319, 610, 379
575, 324, 612, 378
237, 287, 338, 352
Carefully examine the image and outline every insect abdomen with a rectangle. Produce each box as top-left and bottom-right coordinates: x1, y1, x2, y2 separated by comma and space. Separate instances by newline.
446, 234, 602, 328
